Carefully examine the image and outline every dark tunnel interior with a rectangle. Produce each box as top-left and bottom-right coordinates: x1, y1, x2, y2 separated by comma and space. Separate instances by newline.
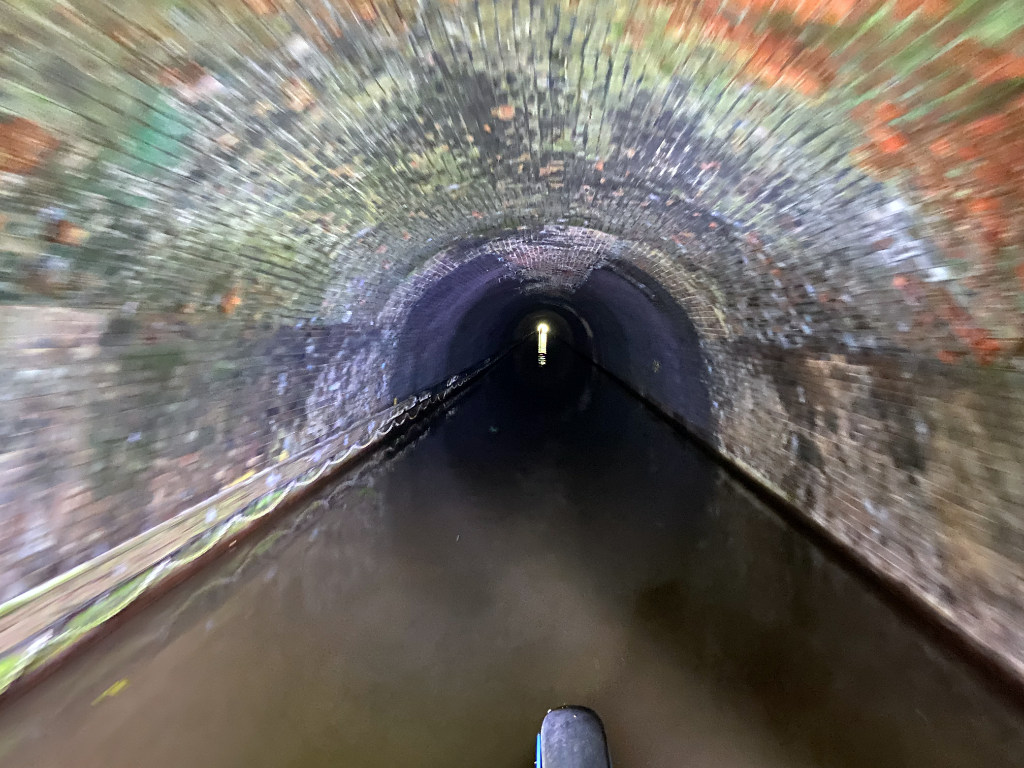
391, 251, 713, 436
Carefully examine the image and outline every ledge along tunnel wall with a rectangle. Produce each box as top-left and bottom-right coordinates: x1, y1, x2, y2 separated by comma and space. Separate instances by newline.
1, 0, 1024, 686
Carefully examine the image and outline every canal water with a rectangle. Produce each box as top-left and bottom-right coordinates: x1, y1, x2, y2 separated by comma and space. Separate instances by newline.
1, 341, 1023, 768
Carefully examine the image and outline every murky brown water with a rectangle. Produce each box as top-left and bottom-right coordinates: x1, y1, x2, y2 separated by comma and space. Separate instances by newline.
1, 345, 1023, 768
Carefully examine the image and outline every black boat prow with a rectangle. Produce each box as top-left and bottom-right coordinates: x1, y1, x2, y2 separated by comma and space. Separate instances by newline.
538, 706, 612, 768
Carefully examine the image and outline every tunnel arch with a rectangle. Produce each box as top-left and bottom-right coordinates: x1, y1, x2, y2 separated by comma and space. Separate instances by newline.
380, 228, 712, 436
0, 0, 1023, 686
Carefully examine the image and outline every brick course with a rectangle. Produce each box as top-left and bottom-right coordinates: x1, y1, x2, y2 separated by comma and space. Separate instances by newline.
1, 0, 1023, 679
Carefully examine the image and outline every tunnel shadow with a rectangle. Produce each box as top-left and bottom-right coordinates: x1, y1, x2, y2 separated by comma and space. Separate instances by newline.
381, 335, 721, 597
387, 240, 714, 445
573, 262, 713, 437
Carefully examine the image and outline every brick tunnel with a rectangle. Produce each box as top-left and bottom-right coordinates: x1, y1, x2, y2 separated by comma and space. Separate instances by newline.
2, 0, 1024, 765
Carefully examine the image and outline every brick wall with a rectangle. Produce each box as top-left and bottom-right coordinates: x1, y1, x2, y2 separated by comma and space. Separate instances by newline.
1, 0, 1023, 679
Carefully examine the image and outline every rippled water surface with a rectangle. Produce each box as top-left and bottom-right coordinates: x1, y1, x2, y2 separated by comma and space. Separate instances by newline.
1, 344, 1022, 768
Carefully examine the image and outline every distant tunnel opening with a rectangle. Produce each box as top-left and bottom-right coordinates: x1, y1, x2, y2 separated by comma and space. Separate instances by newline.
389, 237, 712, 437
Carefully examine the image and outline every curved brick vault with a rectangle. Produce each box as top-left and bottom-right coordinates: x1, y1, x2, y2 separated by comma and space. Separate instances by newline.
1, 0, 1024, 679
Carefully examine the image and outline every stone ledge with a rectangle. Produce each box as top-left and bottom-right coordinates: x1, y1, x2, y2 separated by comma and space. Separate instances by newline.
0, 352, 502, 700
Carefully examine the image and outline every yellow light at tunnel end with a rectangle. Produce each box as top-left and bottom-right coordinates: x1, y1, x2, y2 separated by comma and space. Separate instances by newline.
537, 322, 549, 364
